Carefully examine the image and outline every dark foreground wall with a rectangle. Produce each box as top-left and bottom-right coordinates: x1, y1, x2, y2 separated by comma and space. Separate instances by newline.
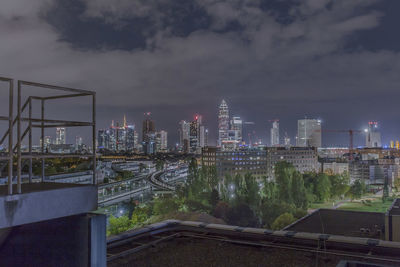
0, 213, 106, 267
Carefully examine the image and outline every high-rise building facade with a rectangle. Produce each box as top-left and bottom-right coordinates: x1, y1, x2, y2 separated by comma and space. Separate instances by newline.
218, 100, 229, 147
231, 116, 243, 142
142, 113, 156, 154
284, 132, 291, 147
189, 120, 199, 153
179, 120, 190, 151
296, 119, 321, 148
365, 121, 382, 148
270, 121, 279, 146
126, 125, 135, 152
56, 128, 66, 145
75, 136, 83, 150
156, 130, 168, 152
98, 116, 137, 152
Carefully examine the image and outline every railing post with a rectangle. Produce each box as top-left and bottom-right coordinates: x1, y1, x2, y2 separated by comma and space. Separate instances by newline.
41, 99, 45, 182
92, 93, 96, 185
29, 96, 32, 183
8, 79, 13, 195
17, 81, 21, 194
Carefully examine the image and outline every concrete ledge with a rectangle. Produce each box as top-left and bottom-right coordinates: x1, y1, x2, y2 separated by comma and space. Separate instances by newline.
0, 183, 97, 228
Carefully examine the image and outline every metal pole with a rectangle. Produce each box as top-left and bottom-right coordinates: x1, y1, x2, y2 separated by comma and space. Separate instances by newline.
28, 97, 32, 183
92, 93, 96, 185
17, 81, 21, 194
41, 99, 45, 182
8, 79, 13, 195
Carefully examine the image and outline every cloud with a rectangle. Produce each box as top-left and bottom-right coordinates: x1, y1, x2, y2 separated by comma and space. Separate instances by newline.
0, 0, 398, 145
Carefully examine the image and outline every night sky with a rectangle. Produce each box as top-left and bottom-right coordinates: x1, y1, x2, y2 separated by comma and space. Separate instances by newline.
1, 0, 400, 147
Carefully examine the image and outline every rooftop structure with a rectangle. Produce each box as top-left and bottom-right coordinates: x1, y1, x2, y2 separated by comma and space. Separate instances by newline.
0, 77, 105, 266
107, 220, 400, 267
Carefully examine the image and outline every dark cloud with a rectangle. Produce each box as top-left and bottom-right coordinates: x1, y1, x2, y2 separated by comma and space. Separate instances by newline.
0, 0, 399, 147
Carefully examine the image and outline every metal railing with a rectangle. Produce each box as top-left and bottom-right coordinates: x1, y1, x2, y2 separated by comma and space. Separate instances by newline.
0, 77, 96, 195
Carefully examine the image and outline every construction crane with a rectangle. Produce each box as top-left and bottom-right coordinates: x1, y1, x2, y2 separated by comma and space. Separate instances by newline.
315, 129, 363, 160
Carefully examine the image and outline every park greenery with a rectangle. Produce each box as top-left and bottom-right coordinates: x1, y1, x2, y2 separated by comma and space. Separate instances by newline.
107, 159, 373, 236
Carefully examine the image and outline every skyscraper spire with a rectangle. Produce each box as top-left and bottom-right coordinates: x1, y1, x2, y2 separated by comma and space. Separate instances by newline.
123, 114, 127, 128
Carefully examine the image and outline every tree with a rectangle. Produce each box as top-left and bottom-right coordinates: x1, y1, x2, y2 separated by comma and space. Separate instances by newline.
329, 174, 350, 199
131, 205, 152, 225
314, 173, 331, 202
261, 201, 296, 228
207, 166, 219, 191
348, 179, 366, 200
213, 201, 229, 221
107, 216, 133, 236
209, 189, 220, 209
275, 162, 294, 203
153, 197, 180, 216
226, 202, 258, 227
291, 172, 308, 209
187, 158, 199, 185
271, 213, 295, 230
243, 173, 261, 208
262, 180, 278, 201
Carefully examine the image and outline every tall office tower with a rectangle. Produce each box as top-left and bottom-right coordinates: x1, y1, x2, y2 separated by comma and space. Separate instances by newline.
142, 113, 156, 154
156, 130, 168, 152
108, 127, 117, 151
75, 136, 83, 150
218, 100, 229, 147
231, 116, 243, 142
56, 128, 66, 145
284, 132, 291, 147
189, 120, 199, 153
142, 114, 155, 142
270, 121, 280, 146
97, 130, 107, 149
178, 120, 190, 150
40, 136, 52, 149
199, 125, 208, 148
116, 123, 127, 151
133, 130, 139, 151
365, 121, 382, 148
296, 119, 321, 148
126, 125, 135, 152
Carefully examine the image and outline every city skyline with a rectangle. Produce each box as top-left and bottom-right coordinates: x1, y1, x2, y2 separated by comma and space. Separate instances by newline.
2, 1, 400, 148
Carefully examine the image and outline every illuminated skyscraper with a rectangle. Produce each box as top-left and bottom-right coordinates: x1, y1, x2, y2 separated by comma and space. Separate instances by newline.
190, 119, 199, 153
231, 116, 243, 142
75, 136, 83, 150
270, 121, 279, 146
218, 100, 229, 147
56, 128, 66, 145
296, 119, 321, 148
284, 132, 291, 147
142, 113, 156, 154
365, 121, 381, 148
126, 125, 135, 152
179, 120, 190, 151
156, 130, 168, 152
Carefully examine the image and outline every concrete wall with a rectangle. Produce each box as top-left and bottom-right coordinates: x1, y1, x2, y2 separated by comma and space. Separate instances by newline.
0, 213, 106, 267
0, 184, 97, 228
386, 214, 400, 242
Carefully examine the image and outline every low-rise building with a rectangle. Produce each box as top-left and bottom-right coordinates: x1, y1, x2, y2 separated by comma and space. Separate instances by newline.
202, 147, 267, 179
266, 147, 319, 179
349, 158, 400, 185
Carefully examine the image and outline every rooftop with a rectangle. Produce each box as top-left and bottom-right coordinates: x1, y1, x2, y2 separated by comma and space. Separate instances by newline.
284, 209, 385, 239
107, 220, 400, 267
